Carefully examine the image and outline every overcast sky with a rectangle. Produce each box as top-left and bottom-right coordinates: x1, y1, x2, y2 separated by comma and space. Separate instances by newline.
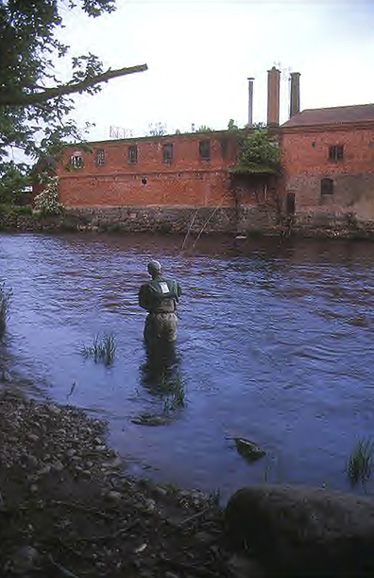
59, 0, 374, 142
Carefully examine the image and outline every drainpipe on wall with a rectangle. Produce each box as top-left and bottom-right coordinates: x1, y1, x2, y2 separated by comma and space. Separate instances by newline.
267, 66, 281, 127
247, 77, 254, 127
290, 72, 301, 118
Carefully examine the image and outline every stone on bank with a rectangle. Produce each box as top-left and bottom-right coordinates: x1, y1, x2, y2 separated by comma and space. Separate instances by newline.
225, 484, 374, 577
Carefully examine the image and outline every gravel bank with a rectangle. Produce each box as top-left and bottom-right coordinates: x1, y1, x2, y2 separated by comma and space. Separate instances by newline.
0, 388, 265, 577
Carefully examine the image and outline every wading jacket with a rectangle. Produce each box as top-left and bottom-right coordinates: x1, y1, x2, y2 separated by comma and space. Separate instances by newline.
138, 276, 182, 314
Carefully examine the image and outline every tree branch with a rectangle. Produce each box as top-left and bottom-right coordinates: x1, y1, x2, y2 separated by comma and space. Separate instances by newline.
0, 63, 148, 107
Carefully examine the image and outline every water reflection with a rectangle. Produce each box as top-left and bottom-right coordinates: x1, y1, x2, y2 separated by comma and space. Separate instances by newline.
140, 339, 180, 391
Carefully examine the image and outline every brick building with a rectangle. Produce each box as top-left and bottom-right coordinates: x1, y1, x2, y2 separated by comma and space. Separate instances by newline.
40, 68, 374, 237
281, 104, 374, 231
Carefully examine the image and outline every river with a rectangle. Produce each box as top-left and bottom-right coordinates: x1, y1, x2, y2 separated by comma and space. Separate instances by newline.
1, 231, 374, 502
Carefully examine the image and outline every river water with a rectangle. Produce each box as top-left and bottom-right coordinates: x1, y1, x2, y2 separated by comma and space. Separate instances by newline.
1, 231, 374, 502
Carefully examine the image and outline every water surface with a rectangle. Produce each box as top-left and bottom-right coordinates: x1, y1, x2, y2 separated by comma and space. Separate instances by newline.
1, 232, 374, 501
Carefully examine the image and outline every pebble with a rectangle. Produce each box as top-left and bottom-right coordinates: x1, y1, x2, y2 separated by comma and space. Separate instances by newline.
8, 545, 40, 574
27, 455, 38, 467
48, 404, 61, 415
106, 490, 122, 502
26, 433, 39, 443
52, 461, 64, 472
143, 498, 156, 514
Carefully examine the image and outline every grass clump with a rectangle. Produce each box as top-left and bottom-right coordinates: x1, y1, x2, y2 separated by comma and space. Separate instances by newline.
159, 372, 186, 412
0, 283, 12, 339
347, 437, 374, 488
81, 333, 116, 366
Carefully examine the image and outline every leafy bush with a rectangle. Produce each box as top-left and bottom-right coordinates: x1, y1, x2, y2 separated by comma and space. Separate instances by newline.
0, 203, 33, 216
34, 176, 64, 216
231, 128, 280, 174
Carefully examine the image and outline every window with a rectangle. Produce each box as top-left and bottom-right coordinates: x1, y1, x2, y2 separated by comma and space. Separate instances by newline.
321, 178, 334, 195
163, 143, 173, 163
95, 148, 105, 166
128, 145, 138, 164
286, 192, 295, 215
199, 140, 211, 161
220, 138, 229, 159
328, 145, 344, 161
70, 153, 83, 169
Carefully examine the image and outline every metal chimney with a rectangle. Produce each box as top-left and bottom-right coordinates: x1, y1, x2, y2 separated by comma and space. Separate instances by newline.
290, 72, 301, 117
247, 77, 254, 127
267, 66, 281, 126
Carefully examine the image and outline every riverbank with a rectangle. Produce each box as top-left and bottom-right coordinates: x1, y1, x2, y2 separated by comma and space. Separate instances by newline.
0, 387, 265, 578
2, 205, 374, 240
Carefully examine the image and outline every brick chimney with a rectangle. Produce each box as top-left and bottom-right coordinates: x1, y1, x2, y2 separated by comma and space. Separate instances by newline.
247, 77, 254, 127
290, 72, 301, 118
267, 66, 281, 126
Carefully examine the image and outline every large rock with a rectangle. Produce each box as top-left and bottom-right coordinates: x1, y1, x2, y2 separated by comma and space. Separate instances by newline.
225, 484, 374, 577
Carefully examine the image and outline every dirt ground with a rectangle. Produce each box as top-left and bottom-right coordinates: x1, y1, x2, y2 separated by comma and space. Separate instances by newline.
0, 388, 266, 578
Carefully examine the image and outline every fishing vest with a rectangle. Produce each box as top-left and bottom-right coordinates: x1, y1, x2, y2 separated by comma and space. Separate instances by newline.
141, 278, 179, 313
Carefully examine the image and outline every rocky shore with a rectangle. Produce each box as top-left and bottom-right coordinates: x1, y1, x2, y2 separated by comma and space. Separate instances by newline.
3, 385, 374, 578
0, 388, 264, 578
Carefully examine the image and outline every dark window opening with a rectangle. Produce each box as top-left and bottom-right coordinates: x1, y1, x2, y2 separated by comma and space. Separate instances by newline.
220, 138, 229, 159
128, 145, 138, 164
321, 178, 334, 195
328, 144, 344, 161
141, 177, 147, 185
163, 143, 173, 163
286, 192, 295, 215
71, 154, 83, 169
199, 140, 211, 161
311, 141, 316, 148
95, 148, 105, 166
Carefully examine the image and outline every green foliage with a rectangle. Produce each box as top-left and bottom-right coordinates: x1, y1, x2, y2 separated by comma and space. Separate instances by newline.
0, 283, 12, 339
33, 176, 64, 216
231, 128, 280, 175
227, 119, 239, 131
347, 437, 374, 487
196, 125, 213, 133
0, 162, 31, 204
0, 203, 33, 217
81, 332, 117, 366
0, 0, 146, 199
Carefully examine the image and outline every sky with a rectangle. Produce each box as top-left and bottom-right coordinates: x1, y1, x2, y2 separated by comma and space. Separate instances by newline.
58, 0, 374, 142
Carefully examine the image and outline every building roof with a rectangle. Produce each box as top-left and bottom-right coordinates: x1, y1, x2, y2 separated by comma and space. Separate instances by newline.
282, 103, 374, 128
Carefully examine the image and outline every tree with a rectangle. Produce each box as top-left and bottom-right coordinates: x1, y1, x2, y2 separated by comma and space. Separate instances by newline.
0, 0, 147, 200
227, 119, 239, 131
230, 128, 280, 175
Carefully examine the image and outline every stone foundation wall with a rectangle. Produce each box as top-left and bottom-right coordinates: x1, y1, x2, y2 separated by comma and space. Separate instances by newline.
1, 205, 374, 240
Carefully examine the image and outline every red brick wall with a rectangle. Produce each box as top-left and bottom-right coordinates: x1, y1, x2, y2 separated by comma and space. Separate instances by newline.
57, 132, 239, 208
281, 124, 374, 208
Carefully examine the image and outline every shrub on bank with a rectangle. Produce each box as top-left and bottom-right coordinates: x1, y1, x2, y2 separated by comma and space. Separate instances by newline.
33, 176, 64, 216
0, 204, 33, 217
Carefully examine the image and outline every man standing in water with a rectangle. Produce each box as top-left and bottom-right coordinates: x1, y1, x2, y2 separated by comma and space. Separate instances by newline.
138, 260, 182, 345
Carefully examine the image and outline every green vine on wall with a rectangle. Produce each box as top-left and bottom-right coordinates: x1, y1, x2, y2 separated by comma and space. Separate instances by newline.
230, 128, 280, 175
